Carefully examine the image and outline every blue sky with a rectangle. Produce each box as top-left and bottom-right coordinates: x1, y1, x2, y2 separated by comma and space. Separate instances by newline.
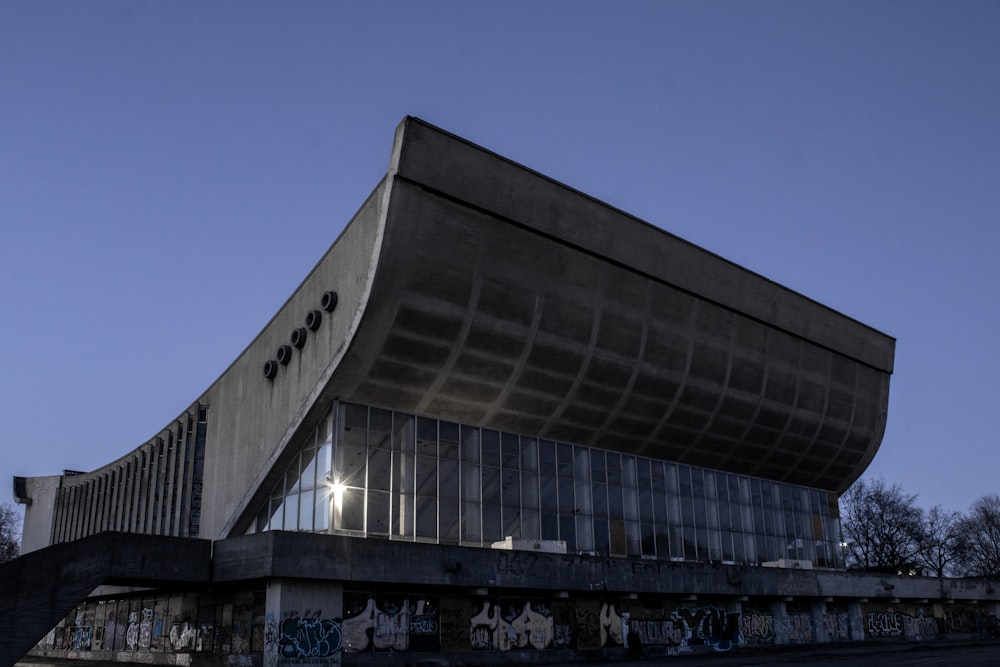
2, 1, 998, 524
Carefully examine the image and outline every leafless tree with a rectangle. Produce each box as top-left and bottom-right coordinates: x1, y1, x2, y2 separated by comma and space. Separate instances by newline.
953, 494, 1000, 578
840, 477, 923, 573
915, 505, 962, 577
0, 502, 21, 562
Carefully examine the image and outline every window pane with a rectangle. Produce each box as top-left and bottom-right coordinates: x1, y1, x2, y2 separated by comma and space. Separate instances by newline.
369, 407, 393, 449
520, 438, 538, 473
415, 495, 437, 539
461, 426, 481, 463
367, 491, 389, 535
339, 487, 364, 532
462, 462, 481, 502
368, 447, 392, 492
481, 430, 500, 467
440, 460, 460, 499
440, 497, 460, 542
440, 421, 460, 460
314, 490, 330, 532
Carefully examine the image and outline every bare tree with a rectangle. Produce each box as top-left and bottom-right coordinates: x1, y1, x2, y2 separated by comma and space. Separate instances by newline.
0, 502, 21, 562
915, 505, 962, 577
840, 477, 923, 573
953, 494, 1000, 578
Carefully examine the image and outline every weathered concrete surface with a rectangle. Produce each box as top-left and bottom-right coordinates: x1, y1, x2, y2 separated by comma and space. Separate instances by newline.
0, 533, 210, 667
213, 532, 997, 605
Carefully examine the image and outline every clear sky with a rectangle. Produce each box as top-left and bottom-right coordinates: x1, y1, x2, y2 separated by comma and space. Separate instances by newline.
2, 2, 998, 526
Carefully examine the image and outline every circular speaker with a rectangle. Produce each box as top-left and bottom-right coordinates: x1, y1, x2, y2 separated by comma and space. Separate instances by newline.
291, 327, 307, 349
263, 360, 278, 379
321, 290, 339, 312
306, 309, 322, 331
277, 345, 293, 365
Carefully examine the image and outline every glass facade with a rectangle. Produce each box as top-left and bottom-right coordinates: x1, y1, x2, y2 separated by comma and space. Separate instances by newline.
256, 401, 843, 568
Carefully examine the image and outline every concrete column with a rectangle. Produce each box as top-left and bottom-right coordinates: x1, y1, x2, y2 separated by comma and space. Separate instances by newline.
770, 600, 789, 645
847, 601, 866, 642
810, 600, 828, 643
264, 579, 344, 667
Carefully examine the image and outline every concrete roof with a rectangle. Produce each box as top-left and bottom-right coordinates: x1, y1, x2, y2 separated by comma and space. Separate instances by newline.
329, 118, 894, 494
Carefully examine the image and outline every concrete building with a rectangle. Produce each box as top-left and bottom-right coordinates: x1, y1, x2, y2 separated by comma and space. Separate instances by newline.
5, 118, 996, 667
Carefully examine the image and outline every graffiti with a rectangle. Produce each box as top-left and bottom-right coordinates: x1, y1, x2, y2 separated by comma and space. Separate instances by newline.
740, 612, 774, 644
823, 612, 849, 641
553, 623, 573, 648
783, 612, 812, 644
126, 611, 140, 650
945, 610, 976, 633
340, 597, 375, 652
469, 599, 553, 651
167, 622, 196, 651
263, 616, 280, 664
469, 601, 499, 651
627, 618, 684, 652
902, 614, 938, 641
278, 618, 342, 658
71, 626, 93, 651
139, 608, 153, 650
573, 606, 603, 649
600, 602, 623, 646
409, 614, 438, 635
673, 607, 741, 652
372, 598, 409, 650
867, 611, 903, 638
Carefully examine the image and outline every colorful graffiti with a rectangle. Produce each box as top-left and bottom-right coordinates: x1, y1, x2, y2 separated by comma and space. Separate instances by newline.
673, 606, 741, 652
278, 618, 342, 658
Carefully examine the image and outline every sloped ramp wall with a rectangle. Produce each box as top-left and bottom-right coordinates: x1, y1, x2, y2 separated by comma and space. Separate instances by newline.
0, 533, 211, 667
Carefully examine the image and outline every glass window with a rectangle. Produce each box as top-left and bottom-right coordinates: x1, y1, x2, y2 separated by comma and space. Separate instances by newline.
481, 430, 500, 468
520, 437, 538, 473
440, 497, 460, 542
440, 460, 460, 499
368, 447, 392, 492
462, 462, 481, 502
415, 495, 437, 539
461, 426, 480, 463
338, 487, 364, 532
539, 439, 556, 476
369, 407, 393, 449
501, 433, 520, 469
440, 421, 460, 460
367, 491, 389, 535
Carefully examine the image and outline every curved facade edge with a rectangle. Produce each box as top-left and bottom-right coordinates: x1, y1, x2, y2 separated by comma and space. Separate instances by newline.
23, 175, 395, 548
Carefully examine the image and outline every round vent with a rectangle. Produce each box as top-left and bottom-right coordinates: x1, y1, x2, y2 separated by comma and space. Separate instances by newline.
277, 345, 293, 365
306, 309, 322, 331
263, 360, 278, 380
321, 290, 339, 312
291, 327, 307, 349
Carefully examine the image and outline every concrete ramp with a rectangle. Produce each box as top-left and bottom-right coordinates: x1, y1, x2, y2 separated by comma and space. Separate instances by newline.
0, 532, 210, 667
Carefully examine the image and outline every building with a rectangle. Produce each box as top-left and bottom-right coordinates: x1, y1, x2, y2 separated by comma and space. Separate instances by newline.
6, 118, 995, 667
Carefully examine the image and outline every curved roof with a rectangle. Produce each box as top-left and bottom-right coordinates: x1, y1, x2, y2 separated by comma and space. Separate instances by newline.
23, 117, 894, 548
331, 118, 894, 494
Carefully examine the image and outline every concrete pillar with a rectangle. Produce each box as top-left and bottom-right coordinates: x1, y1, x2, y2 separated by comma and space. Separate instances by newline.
810, 600, 828, 643
264, 579, 344, 667
847, 601, 865, 642
770, 600, 789, 645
